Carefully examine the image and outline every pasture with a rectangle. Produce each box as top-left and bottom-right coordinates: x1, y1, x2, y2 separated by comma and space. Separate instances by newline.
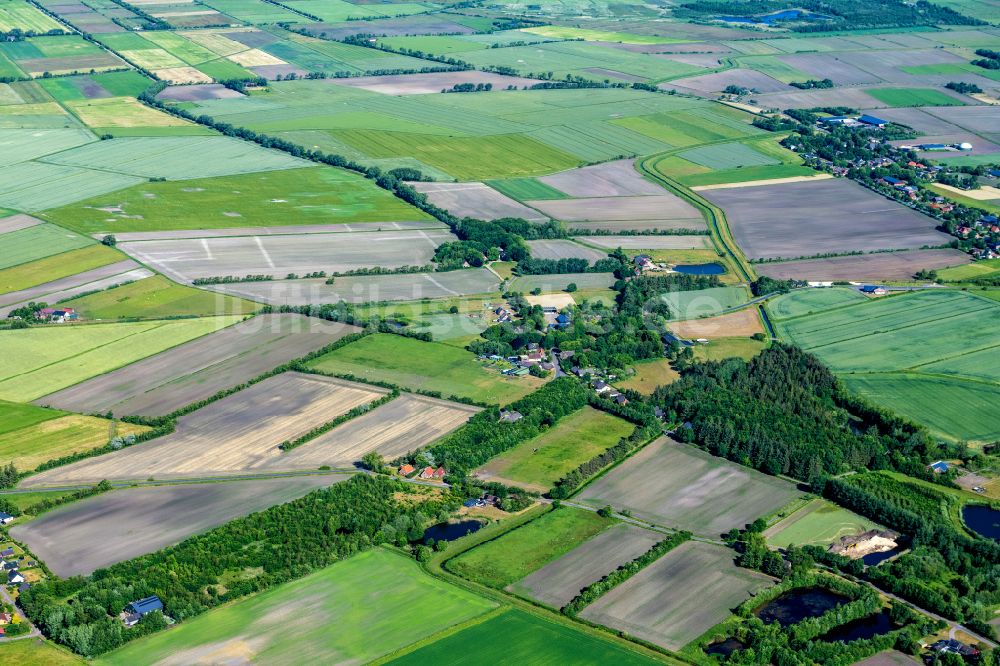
576, 438, 802, 537
755, 249, 972, 282
47, 166, 430, 234
39, 314, 357, 417
23, 372, 387, 487
12, 476, 347, 576
765, 499, 881, 549
865, 87, 966, 107
619, 358, 680, 394
0, 316, 239, 401
692, 337, 767, 362
509, 272, 616, 294
208, 269, 501, 305
274, 393, 479, 470
97, 549, 496, 666
118, 229, 454, 283
389, 608, 664, 666
512, 524, 662, 608
775, 289, 1000, 442
701, 178, 952, 260
65, 96, 193, 129
0, 260, 147, 316
0, 0, 64, 32
661, 286, 748, 320
0, 413, 148, 472
580, 541, 774, 651
476, 406, 634, 491
447, 507, 612, 589
307, 333, 541, 404
61, 275, 257, 320
0, 640, 84, 666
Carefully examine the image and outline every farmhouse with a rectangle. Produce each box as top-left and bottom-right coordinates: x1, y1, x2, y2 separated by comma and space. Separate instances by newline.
0, 513, 14, 525
860, 285, 886, 295
37, 307, 77, 323
928, 460, 950, 474
499, 410, 523, 423
929, 639, 980, 659
399, 464, 415, 476
126, 596, 163, 618
829, 529, 899, 560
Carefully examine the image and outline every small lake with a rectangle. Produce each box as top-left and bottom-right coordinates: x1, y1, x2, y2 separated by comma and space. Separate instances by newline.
862, 546, 904, 567
755, 588, 849, 627
673, 262, 725, 275
819, 610, 895, 643
717, 10, 827, 24
423, 520, 483, 543
963, 504, 1000, 541
705, 638, 746, 656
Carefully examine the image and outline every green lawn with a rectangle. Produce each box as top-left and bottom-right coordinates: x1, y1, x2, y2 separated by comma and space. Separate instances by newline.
0, 639, 85, 666
447, 507, 611, 588
0, 489, 79, 512
766, 499, 880, 549
388, 609, 664, 666
63, 275, 259, 319
477, 406, 634, 490
98, 549, 496, 666
307, 333, 543, 405
0, 245, 123, 295
0, 316, 240, 401
865, 87, 965, 107
45, 166, 431, 234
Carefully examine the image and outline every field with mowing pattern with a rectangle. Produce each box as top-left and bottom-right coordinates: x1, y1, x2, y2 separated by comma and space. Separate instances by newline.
661, 286, 748, 320
0, 316, 239, 401
61, 275, 258, 320
389, 608, 665, 666
476, 406, 634, 491
0, 0, 64, 32
308, 333, 542, 404
97, 549, 496, 666
619, 358, 680, 394
765, 499, 881, 549
447, 507, 612, 589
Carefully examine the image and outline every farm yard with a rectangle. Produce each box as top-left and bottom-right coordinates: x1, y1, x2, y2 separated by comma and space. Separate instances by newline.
475, 406, 635, 490
773, 289, 1000, 441
579, 541, 774, 651
307, 333, 543, 404
575, 438, 802, 537
22, 372, 389, 486
700, 178, 954, 260
96, 550, 497, 666
0, 316, 240, 401
511, 524, 662, 608
38, 314, 357, 417
12, 476, 349, 576
117, 228, 456, 283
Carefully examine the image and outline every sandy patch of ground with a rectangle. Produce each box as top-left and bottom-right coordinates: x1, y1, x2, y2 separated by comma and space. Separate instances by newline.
670, 308, 763, 338
526, 293, 575, 309
933, 183, 1000, 201
153, 67, 213, 84
226, 48, 286, 67
691, 173, 832, 191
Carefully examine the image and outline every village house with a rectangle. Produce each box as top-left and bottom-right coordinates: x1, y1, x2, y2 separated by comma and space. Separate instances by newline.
398, 463, 415, 477
123, 595, 163, 627
592, 379, 612, 395
499, 410, 523, 423
37, 307, 77, 323
0, 612, 10, 625
0, 548, 13, 558
7, 571, 24, 585
929, 639, 980, 659
928, 460, 950, 474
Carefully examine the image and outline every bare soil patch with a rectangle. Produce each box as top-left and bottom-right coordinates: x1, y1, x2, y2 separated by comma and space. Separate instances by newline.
528, 195, 703, 224
670, 308, 762, 338
538, 159, 663, 198
155, 84, 244, 101
526, 239, 607, 261
755, 249, 971, 281
409, 181, 547, 221
153, 67, 213, 84
0, 213, 42, 233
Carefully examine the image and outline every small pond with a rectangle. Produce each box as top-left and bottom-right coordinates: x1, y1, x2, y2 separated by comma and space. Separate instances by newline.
963, 504, 1000, 541
755, 588, 850, 627
705, 638, 746, 657
819, 610, 895, 643
862, 546, 904, 567
673, 262, 725, 275
423, 520, 483, 543
717, 10, 827, 24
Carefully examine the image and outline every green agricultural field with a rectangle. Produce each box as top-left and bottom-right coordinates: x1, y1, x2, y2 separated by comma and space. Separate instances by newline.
928, 184, 1000, 216
776, 289, 1000, 441
866, 87, 965, 107
677, 164, 816, 187
743, 55, 811, 83
98, 549, 496, 666
509, 273, 616, 293
0, 223, 94, 270
0, 489, 78, 512
389, 609, 664, 665
0, 245, 123, 295
676, 142, 780, 170
692, 336, 767, 362
196, 58, 256, 81
0, 639, 85, 666
662, 286, 748, 320
765, 499, 881, 549
62, 275, 259, 319
0, 0, 64, 33
936, 259, 1000, 282
307, 333, 542, 404
0, 315, 240, 401
0, 399, 64, 435
47, 166, 430, 234
487, 177, 569, 201
65, 97, 194, 130
89, 70, 151, 97
476, 406, 635, 490
521, 25, 689, 44
447, 507, 611, 588
378, 34, 489, 55
0, 413, 149, 471
3, 128, 95, 167
0, 161, 144, 212
768, 287, 869, 320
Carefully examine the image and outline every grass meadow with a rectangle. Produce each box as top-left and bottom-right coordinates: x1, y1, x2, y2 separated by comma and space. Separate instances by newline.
0, 639, 84, 666
476, 406, 634, 490
765, 499, 880, 549
388, 609, 664, 665
98, 549, 496, 666
0, 245, 123, 295
865, 87, 965, 107
0, 316, 240, 401
447, 507, 611, 588
307, 333, 542, 404
63, 275, 259, 319
0, 222, 94, 270
0, 414, 149, 471
619, 358, 681, 394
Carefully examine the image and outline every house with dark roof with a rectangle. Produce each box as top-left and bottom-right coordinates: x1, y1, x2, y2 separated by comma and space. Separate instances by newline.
859, 114, 888, 127
929, 638, 980, 658
0, 548, 13, 558
7, 571, 24, 584
2, 560, 18, 571
860, 285, 886, 295
0, 513, 14, 526
125, 596, 163, 618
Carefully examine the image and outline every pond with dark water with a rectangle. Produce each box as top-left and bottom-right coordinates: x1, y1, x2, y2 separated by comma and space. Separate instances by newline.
705, 638, 746, 656
423, 520, 483, 543
819, 610, 895, 643
673, 262, 725, 275
964, 504, 1000, 541
754, 588, 849, 627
